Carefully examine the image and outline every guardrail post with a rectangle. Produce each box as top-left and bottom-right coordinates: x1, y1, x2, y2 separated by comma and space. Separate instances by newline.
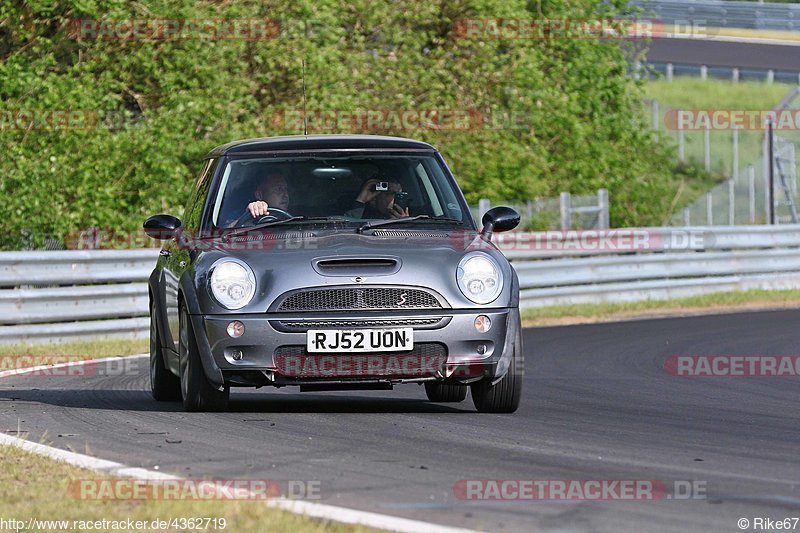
768, 119, 776, 224
704, 122, 711, 171
732, 68, 739, 83
560, 192, 571, 230
728, 179, 735, 225
748, 165, 756, 224
478, 198, 491, 222
666, 63, 673, 82
679, 129, 685, 161
763, 128, 770, 222
732, 128, 739, 180
597, 188, 609, 229
767, 70, 774, 84
700, 65, 707, 80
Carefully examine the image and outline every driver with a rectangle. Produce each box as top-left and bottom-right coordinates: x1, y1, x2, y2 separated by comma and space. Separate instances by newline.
244, 171, 289, 219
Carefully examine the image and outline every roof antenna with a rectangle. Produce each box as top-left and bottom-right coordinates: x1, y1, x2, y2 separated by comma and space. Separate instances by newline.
301, 59, 308, 136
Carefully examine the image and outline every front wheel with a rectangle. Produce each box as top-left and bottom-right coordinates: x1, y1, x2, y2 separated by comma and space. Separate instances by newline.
471, 330, 523, 413
179, 304, 229, 412
150, 304, 180, 401
425, 382, 467, 402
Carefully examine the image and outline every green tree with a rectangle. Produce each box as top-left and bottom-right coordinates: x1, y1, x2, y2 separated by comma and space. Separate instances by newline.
0, 0, 676, 249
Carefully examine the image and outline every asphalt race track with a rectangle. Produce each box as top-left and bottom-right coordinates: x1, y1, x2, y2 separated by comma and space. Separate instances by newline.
2, 310, 799, 532
646, 38, 800, 71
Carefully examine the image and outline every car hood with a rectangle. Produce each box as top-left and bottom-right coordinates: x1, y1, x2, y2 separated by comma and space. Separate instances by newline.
190, 230, 515, 313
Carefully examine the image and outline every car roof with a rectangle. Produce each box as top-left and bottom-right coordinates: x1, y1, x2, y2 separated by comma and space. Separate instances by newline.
206, 134, 436, 157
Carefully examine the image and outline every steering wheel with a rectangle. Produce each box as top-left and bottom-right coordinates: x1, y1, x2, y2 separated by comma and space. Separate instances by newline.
233, 207, 293, 227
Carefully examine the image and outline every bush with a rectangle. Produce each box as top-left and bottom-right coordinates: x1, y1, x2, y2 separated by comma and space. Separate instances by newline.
1, 0, 677, 249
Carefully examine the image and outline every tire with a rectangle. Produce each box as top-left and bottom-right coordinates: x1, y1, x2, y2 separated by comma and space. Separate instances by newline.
425, 382, 467, 402
150, 304, 181, 401
179, 304, 229, 412
471, 329, 523, 413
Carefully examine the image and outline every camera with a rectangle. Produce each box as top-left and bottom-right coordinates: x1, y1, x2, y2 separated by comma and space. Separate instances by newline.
393, 192, 410, 209
375, 182, 389, 191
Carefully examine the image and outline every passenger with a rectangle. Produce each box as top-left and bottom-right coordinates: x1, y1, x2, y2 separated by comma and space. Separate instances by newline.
346, 178, 409, 219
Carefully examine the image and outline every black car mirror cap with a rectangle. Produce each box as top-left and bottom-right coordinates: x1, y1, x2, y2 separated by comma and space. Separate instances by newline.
144, 214, 183, 240
480, 206, 520, 240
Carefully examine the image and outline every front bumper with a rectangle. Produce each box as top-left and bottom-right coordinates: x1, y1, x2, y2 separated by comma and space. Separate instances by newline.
194, 308, 520, 387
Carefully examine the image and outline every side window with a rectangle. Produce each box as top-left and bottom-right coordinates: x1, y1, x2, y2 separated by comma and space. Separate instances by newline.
415, 163, 444, 217
183, 158, 217, 231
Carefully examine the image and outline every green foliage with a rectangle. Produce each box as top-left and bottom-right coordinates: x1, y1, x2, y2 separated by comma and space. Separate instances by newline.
1, 0, 678, 249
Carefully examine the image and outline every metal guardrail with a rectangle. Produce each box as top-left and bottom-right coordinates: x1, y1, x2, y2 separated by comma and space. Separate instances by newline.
0, 250, 159, 344
2, 225, 800, 343
633, 0, 800, 32
503, 225, 800, 307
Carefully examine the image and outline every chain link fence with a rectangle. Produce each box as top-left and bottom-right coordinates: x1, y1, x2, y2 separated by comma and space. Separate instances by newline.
643, 85, 800, 226
471, 189, 609, 231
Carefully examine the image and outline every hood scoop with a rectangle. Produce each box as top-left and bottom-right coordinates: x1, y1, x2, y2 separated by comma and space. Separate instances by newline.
312, 256, 401, 277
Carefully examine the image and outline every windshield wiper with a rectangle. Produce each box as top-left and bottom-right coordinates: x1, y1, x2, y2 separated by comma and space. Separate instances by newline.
226, 216, 350, 238
225, 216, 308, 237
357, 215, 464, 234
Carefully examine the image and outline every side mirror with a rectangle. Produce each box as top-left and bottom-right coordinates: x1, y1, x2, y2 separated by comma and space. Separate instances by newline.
481, 206, 520, 240
144, 214, 182, 240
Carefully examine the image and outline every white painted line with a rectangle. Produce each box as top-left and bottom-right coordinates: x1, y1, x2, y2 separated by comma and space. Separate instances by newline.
0, 353, 148, 379
654, 34, 800, 47
0, 355, 480, 533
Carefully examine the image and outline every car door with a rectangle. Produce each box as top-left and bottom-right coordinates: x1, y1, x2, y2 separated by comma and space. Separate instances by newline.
163, 158, 217, 355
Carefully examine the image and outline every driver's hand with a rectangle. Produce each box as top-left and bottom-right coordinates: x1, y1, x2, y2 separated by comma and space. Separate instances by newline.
247, 201, 269, 218
356, 179, 382, 204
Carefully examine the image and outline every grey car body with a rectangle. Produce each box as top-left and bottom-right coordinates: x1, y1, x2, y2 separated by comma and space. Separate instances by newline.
145, 134, 523, 412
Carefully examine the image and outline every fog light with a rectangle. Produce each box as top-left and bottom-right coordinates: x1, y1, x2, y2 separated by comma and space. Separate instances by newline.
474, 315, 491, 333
476, 344, 487, 355
227, 320, 245, 338
230, 349, 243, 361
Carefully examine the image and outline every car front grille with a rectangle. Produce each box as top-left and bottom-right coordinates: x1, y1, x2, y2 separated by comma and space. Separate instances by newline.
273, 343, 447, 379
275, 287, 443, 312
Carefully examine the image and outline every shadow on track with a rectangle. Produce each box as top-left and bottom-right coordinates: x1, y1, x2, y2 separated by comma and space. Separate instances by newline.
0, 388, 474, 414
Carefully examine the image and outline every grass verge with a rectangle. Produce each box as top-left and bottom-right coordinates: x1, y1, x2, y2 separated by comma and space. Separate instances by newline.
0, 444, 378, 532
644, 78, 792, 110
522, 289, 800, 327
0, 338, 149, 366
644, 78, 794, 182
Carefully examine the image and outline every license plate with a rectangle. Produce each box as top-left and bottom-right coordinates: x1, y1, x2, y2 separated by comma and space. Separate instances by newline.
306, 328, 414, 353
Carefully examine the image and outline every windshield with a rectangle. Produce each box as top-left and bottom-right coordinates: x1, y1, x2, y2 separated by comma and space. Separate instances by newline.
210, 154, 471, 230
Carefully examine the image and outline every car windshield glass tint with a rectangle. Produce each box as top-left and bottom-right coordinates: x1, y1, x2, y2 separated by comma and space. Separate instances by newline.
211, 154, 469, 229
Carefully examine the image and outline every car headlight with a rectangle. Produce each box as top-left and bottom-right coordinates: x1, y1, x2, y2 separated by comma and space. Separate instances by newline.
456, 253, 503, 304
209, 259, 256, 310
